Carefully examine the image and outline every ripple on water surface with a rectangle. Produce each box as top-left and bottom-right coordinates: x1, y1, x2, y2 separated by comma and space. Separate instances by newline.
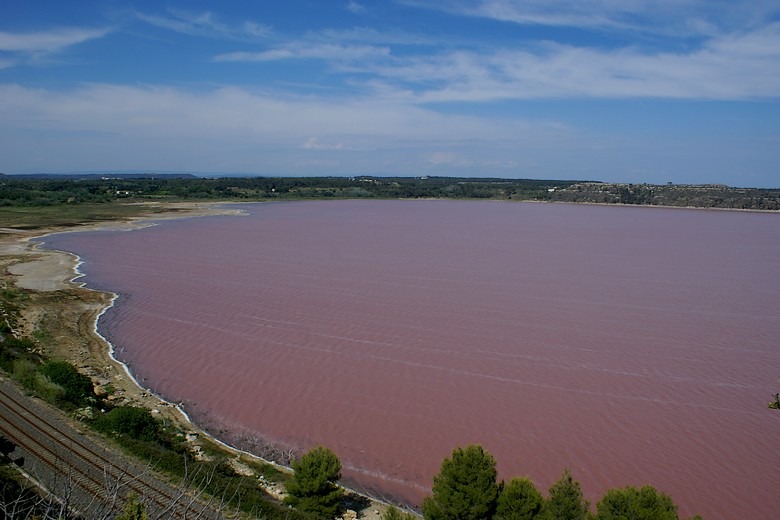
42, 200, 780, 519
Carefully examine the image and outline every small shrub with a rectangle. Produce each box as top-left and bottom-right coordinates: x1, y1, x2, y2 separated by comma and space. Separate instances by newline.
40, 361, 94, 404
1, 336, 35, 359
93, 406, 160, 442
0, 341, 16, 370
12, 359, 39, 389
32, 372, 66, 403
116, 493, 148, 520
1, 336, 36, 372
382, 506, 417, 520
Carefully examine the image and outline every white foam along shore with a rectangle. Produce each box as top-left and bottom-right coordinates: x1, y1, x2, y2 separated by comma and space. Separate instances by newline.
13, 205, 396, 496
9, 203, 404, 515
86, 276, 294, 473
26, 205, 295, 461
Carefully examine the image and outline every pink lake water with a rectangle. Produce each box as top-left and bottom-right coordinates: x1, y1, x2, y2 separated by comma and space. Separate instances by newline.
42, 200, 780, 519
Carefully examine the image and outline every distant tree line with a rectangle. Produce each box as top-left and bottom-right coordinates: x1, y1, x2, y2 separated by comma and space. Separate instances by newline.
546, 182, 780, 210
3, 174, 776, 210
0, 175, 577, 206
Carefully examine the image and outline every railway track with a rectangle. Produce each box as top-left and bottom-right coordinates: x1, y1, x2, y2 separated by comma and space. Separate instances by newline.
0, 380, 225, 519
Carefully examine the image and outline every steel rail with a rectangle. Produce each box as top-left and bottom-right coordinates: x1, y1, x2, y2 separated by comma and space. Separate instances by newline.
0, 383, 223, 519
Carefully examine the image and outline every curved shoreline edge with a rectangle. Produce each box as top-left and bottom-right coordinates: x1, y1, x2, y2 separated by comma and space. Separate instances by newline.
30, 205, 299, 465
4, 202, 397, 516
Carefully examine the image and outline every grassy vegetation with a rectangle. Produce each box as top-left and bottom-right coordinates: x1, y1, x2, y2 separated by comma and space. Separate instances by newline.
1, 332, 94, 411
89, 410, 312, 519
0, 203, 169, 231
0, 284, 28, 323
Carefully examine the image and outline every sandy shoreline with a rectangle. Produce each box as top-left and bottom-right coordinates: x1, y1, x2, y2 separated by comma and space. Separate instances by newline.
2, 202, 248, 422
0, 201, 391, 519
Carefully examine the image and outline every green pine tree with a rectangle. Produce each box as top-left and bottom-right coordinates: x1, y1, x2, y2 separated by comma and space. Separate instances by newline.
422, 445, 499, 520
284, 446, 344, 519
541, 469, 590, 520
496, 477, 544, 520
595, 485, 680, 520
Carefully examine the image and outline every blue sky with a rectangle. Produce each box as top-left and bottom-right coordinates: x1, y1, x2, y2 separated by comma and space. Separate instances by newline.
1, 1, 779, 187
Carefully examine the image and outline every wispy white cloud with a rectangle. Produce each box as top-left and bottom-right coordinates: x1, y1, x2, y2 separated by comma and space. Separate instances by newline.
214, 26, 432, 68
346, 1, 367, 14
310, 26, 438, 46
243, 21, 274, 38
355, 23, 780, 100
0, 82, 560, 175
215, 42, 390, 62
0, 27, 110, 54
406, 0, 780, 36
0, 82, 775, 184
459, 0, 641, 31
135, 9, 272, 40
208, 6, 780, 102
304, 137, 346, 150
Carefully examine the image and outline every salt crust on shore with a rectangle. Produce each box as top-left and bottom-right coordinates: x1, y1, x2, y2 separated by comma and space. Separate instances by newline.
0, 201, 390, 519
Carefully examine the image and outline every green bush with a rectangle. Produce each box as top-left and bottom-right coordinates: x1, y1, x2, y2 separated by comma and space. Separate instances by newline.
40, 361, 94, 404
12, 359, 39, 389
0, 337, 35, 371
93, 406, 160, 442
32, 372, 66, 403
0, 342, 16, 370
116, 493, 148, 520
382, 506, 417, 520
